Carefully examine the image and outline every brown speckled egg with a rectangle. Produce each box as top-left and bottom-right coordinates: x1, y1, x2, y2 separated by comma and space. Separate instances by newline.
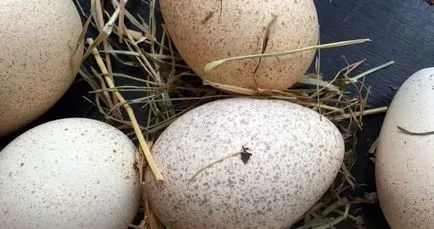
0, 118, 140, 229
144, 98, 344, 229
159, 0, 319, 90
0, 0, 84, 137
376, 68, 434, 229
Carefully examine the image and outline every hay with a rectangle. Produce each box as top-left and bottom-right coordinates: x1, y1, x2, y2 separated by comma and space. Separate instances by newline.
75, 0, 392, 228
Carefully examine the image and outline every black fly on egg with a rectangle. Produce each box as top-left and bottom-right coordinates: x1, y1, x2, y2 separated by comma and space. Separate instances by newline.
240, 145, 252, 164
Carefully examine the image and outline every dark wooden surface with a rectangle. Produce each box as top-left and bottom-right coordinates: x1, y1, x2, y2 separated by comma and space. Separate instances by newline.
2, 0, 434, 228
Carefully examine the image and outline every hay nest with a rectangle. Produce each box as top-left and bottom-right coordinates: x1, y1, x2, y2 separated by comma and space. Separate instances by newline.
74, 0, 392, 228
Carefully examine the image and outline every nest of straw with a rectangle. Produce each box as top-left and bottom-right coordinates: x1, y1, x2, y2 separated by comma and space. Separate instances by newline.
74, 0, 392, 228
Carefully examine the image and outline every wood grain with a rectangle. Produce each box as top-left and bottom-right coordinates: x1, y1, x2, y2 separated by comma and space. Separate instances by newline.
314, 0, 434, 108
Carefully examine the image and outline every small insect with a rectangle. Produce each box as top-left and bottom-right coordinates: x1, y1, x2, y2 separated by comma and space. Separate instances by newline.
240, 145, 252, 164
426, 0, 434, 5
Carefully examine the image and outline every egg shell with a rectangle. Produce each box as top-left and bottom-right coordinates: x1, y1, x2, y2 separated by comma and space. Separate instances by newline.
376, 68, 434, 228
144, 97, 344, 229
0, 0, 84, 137
159, 0, 319, 90
0, 118, 140, 229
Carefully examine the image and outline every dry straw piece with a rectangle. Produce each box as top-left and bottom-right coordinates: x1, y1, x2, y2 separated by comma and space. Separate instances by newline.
75, 0, 392, 228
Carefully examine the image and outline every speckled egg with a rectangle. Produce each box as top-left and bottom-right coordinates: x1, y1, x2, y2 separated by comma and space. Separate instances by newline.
144, 97, 344, 229
159, 0, 319, 90
0, 118, 140, 229
0, 0, 84, 137
376, 68, 434, 228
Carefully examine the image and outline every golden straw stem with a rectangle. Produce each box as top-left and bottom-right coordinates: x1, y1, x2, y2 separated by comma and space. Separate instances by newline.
189, 152, 241, 182
333, 106, 388, 120
349, 61, 395, 83
87, 38, 164, 182
204, 39, 371, 77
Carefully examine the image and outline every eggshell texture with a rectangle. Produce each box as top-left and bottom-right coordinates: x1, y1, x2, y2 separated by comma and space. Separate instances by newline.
0, 0, 84, 137
159, 0, 319, 90
0, 118, 140, 229
144, 98, 344, 229
376, 68, 434, 228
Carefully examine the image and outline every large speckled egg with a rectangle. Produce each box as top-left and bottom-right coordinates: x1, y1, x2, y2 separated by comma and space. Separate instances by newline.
376, 68, 434, 228
159, 0, 319, 90
0, 118, 140, 229
0, 0, 84, 137
144, 98, 344, 229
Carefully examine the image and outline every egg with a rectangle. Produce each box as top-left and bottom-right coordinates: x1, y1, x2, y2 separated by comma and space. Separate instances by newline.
0, 0, 84, 137
0, 118, 140, 229
376, 68, 434, 228
159, 0, 319, 90
144, 97, 344, 229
